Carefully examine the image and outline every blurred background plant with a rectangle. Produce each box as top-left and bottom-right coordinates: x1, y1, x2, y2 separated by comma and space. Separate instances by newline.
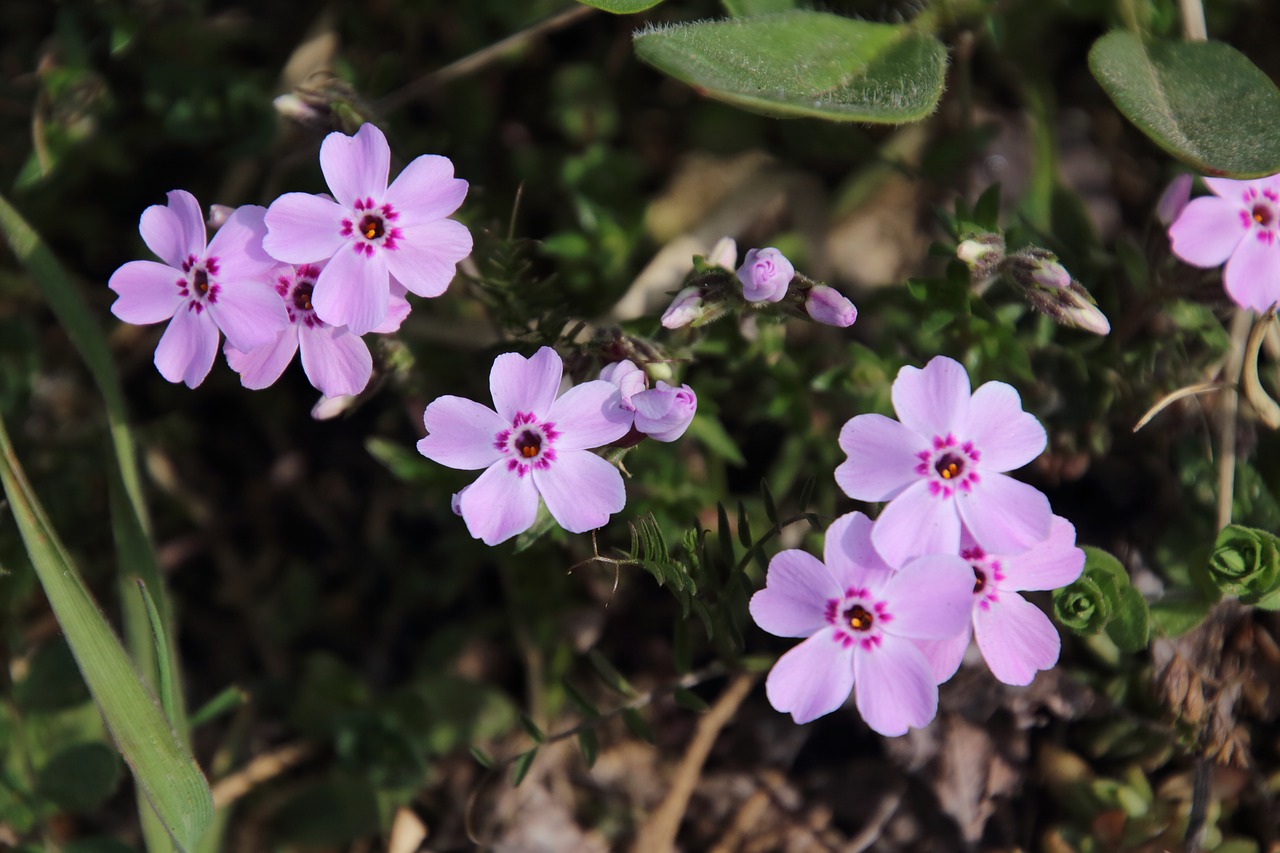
2, 0, 1280, 850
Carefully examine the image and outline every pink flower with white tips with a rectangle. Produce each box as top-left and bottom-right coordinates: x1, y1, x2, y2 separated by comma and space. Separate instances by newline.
1168, 174, 1280, 312
915, 517, 1085, 686
224, 261, 410, 399
263, 122, 472, 335
108, 191, 288, 388
835, 355, 1051, 566
416, 347, 633, 545
749, 512, 973, 734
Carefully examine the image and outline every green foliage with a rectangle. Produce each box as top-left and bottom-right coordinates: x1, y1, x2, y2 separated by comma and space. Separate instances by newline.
576, 0, 666, 12
633, 13, 947, 122
1054, 547, 1150, 652
1206, 524, 1280, 608
1089, 31, 1280, 178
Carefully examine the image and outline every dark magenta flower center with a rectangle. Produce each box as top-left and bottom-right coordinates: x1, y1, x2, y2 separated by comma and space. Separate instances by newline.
193, 268, 210, 295
293, 282, 314, 312
359, 214, 385, 241
972, 566, 987, 593
1253, 203, 1274, 227
515, 429, 542, 459
934, 452, 965, 480
844, 604, 874, 632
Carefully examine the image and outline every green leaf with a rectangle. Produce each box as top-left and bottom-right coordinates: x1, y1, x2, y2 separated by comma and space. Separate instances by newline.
736, 501, 752, 549
0, 416, 212, 851
365, 437, 437, 483
577, 0, 665, 12
723, 0, 795, 15
686, 414, 746, 466
717, 503, 735, 566
511, 748, 538, 786
519, 714, 546, 744
673, 687, 710, 712
1149, 594, 1212, 638
587, 650, 637, 697
271, 777, 380, 846
1088, 31, 1280, 178
562, 678, 601, 719
1105, 584, 1151, 652
760, 479, 779, 525
36, 742, 121, 812
469, 746, 495, 769
577, 729, 599, 769
188, 686, 247, 730
622, 708, 655, 744
135, 580, 177, 725
633, 13, 946, 123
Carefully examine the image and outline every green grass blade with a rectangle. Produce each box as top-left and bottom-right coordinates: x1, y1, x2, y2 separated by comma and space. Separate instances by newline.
0, 415, 213, 851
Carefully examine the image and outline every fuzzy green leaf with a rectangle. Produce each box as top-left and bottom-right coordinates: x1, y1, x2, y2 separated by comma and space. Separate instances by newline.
1089, 31, 1280, 178
577, 0, 665, 12
723, 0, 795, 15
1105, 584, 1151, 652
633, 12, 946, 123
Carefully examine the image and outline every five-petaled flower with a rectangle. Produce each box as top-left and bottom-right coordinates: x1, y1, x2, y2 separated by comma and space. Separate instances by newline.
1168, 174, 1280, 312
108, 191, 288, 388
264, 122, 472, 336
835, 355, 1051, 566
416, 347, 633, 545
915, 516, 1084, 686
749, 512, 973, 734
225, 261, 410, 399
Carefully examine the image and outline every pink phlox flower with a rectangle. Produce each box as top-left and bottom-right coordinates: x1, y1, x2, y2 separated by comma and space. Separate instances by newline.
1168, 173, 1280, 312
263, 122, 472, 336
632, 381, 697, 442
915, 516, 1085, 686
835, 355, 1052, 567
108, 191, 288, 388
416, 347, 633, 545
737, 247, 794, 303
749, 512, 974, 734
224, 261, 410, 399
598, 359, 647, 411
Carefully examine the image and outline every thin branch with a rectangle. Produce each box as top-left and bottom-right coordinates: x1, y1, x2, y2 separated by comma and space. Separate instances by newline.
1216, 310, 1250, 532
1180, 0, 1208, 41
1133, 382, 1228, 433
210, 742, 317, 809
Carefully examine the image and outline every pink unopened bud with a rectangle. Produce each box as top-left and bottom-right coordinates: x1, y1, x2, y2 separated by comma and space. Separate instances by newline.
1157, 173, 1193, 226
737, 247, 794, 303
598, 359, 647, 411
1030, 259, 1071, 290
804, 285, 858, 328
632, 382, 697, 442
661, 287, 703, 329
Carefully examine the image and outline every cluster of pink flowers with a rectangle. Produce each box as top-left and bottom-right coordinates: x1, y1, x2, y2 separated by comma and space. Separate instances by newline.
1167, 173, 1280, 313
108, 123, 472, 396
416, 348, 698, 545
751, 355, 1084, 736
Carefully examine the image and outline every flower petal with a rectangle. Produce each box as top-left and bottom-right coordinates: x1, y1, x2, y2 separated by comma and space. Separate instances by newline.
298, 322, 373, 398
417, 396, 507, 470
853, 633, 938, 736
871, 481, 960, 567
207, 205, 278, 281
835, 414, 922, 501
963, 381, 1046, 472
384, 153, 469, 223
533, 451, 625, 534
459, 461, 541, 546
225, 328, 298, 390
973, 591, 1060, 686
154, 307, 220, 388
915, 628, 971, 685
765, 629, 854, 724
750, 549, 842, 638
1168, 195, 1245, 268
1000, 516, 1085, 591
822, 511, 893, 591
880, 554, 975, 640
372, 284, 412, 334
891, 356, 970, 440
108, 260, 183, 324
490, 347, 562, 421
320, 123, 390, 208
384, 219, 473, 298
1223, 230, 1280, 313
545, 380, 632, 451
208, 278, 289, 352
140, 190, 205, 267
1204, 176, 1274, 202
956, 472, 1052, 555
263, 193, 348, 264
311, 242, 389, 335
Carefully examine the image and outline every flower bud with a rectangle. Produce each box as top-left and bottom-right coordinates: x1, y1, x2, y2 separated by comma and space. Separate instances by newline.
207, 204, 235, 231
1052, 575, 1111, 634
804, 285, 858, 328
1208, 524, 1280, 606
706, 236, 737, 270
737, 247, 794, 303
1006, 248, 1111, 336
1157, 173, 1193, 226
632, 382, 697, 442
598, 359, 646, 411
451, 486, 468, 517
956, 232, 1005, 284
661, 287, 704, 329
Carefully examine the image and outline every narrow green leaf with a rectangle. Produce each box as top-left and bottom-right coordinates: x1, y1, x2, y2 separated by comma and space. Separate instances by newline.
972, 183, 1002, 230
634, 13, 946, 123
188, 686, 247, 730
736, 501, 752, 549
622, 708, 655, 744
1149, 594, 1212, 638
723, 0, 795, 15
469, 746, 495, 769
717, 503, 735, 566
760, 479, 779, 525
365, 437, 437, 483
577, 0, 664, 12
673, 619, 692, 675
587, 650, 636, 697
686, 414, 746, 466
673, 687, 710, 713
577, 729, 599, 769
511, 749, 538, 786
797, 476, 815, 512
1089, 31, 1280, 178
519, 714, 546, 744
0, 417, 212, 851
135, 580, 176, 726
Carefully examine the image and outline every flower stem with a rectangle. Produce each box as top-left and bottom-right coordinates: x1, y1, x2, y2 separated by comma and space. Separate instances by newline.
1180, 0, 1208, 41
